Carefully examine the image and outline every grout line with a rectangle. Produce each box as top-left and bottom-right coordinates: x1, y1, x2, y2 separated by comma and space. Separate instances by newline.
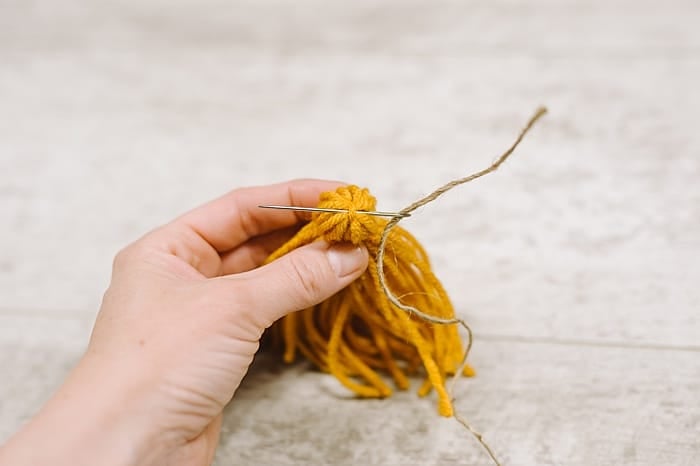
2, 310, 697, 353
476, 333, 700, 353
210, 49, 700, 62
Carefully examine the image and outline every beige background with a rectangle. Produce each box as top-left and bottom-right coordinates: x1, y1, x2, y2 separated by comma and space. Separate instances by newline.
1, 0, 699, 465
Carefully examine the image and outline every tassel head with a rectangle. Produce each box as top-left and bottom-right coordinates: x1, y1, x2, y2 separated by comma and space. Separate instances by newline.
314, 186, 380, 245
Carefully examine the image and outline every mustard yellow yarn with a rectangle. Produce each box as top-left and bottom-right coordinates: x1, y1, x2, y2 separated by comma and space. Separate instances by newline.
265, 185, 474, 417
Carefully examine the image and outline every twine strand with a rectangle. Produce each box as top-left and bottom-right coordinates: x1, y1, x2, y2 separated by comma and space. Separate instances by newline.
376, 106, 548, 466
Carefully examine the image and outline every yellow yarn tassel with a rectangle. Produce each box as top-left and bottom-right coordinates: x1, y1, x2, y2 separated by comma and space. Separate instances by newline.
263, 108, 547, 466
265, 185, 474, 417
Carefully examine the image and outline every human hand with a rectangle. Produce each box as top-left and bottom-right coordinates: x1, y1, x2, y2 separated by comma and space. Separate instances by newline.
0, 179, 368, 466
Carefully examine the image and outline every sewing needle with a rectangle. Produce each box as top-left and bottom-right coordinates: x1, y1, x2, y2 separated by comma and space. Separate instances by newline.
258, 205, 410, 219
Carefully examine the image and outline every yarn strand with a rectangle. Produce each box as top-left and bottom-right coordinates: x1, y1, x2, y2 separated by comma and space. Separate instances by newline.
376, 106, 548, 466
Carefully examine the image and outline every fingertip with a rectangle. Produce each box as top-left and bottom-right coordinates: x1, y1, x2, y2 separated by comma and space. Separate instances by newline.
326, 243, 369, 279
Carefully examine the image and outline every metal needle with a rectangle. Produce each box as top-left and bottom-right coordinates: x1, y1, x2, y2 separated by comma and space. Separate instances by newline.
258, 205, 410, 219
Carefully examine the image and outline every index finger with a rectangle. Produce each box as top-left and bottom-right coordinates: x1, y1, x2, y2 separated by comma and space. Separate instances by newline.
173, 178, 344, 253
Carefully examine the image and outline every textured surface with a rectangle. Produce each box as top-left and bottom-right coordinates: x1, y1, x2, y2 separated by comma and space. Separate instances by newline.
1, 0, 699, 465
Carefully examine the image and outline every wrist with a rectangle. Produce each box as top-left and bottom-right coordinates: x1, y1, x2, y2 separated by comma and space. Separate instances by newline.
0, 353, 171, 466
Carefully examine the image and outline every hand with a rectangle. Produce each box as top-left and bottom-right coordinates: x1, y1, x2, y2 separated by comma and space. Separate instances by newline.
0, 179, 369, 466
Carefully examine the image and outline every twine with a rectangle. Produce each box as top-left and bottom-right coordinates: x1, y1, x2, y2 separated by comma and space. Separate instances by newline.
264, 107, 548, 466
376, 106, 548, 465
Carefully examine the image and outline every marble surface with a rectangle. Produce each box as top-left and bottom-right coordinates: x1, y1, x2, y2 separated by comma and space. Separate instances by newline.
1, 0, 699, 464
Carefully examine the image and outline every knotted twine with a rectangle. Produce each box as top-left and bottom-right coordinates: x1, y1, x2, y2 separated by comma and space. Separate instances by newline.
265, 107, 547, 465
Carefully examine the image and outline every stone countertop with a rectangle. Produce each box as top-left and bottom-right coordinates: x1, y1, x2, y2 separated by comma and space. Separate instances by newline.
1, 1, 698, 464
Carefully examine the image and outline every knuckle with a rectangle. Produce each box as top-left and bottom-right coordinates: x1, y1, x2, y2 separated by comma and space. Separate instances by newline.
112, 241, 151, 271
285, 255, 326, 306
112, 244, 136, 270
209, 280, 267, 335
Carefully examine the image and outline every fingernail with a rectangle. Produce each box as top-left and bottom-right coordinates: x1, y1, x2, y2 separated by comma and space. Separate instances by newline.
327, 243, 368, 278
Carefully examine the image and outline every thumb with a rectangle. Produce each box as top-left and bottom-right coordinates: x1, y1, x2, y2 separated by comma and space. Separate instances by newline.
226, 241, 368, 326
